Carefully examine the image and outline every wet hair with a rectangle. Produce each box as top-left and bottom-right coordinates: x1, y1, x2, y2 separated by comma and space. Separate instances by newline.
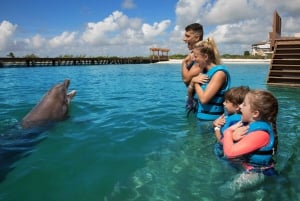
247, 89, 279, 153
193, 37, 221, 65
224, 86, 250, 106
185, 23, 204, 41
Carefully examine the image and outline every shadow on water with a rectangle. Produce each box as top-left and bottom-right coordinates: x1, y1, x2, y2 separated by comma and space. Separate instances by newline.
0, 123, 50, 182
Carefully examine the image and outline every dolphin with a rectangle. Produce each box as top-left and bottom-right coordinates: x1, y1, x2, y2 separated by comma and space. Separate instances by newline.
21, 79, 76, 128
0, 79, 76, 181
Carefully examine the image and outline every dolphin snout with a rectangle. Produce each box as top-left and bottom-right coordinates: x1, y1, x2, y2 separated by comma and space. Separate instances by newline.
64, 79, 70, 89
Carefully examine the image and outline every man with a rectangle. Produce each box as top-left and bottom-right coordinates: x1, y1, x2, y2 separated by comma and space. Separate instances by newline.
181, 23, 204, 86
181, 23, 204, 115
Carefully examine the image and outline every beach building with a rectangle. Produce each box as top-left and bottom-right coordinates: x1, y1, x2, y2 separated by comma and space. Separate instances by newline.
251, 41, 272, 57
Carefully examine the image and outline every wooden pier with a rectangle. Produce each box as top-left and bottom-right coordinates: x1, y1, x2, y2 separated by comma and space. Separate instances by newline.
267, 11, 300, 87
0, 57, 166, 68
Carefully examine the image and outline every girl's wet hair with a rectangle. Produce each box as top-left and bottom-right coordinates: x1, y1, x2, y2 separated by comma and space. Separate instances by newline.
193, 37, 221, 65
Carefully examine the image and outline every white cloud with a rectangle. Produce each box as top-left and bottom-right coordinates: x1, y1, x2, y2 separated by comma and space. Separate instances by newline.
25, 34, 46, 49
175, 0, 207, 29
173, 0, 300, 54
205, 0, 257, 24
81, 11, 131, 45
142, 20, 171, 39
49, 31, 77, 48
283, 16, 300, 35
80, 10, 170, 54
0, 20, 17, 50
210, 19, 269, 44
122, 0, 136, 9
1, 1, 300, 57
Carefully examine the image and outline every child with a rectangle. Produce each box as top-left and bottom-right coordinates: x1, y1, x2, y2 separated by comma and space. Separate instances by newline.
184, 40, 209, 116
222, 89, 278, 193
213, 86, 250, 157
185, 71, 208, 116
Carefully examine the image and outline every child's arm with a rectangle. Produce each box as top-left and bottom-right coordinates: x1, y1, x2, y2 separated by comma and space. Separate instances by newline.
223, 125, 270, 158
213, 114, 225, 142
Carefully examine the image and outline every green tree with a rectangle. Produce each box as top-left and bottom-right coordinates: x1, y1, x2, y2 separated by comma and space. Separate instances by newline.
244, 51, 250, 56
7, 52, 15, 58
24, 54, 39, 58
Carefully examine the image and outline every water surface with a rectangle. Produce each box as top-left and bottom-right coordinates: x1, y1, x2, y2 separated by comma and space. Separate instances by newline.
0, 63, 299, 201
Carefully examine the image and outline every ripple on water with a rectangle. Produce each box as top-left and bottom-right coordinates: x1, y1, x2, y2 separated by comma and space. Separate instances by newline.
1, 64, 300, 201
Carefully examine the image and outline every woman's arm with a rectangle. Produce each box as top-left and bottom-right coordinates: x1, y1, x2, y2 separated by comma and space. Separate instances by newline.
223, 128, 270, 158
194, 71, 226, 104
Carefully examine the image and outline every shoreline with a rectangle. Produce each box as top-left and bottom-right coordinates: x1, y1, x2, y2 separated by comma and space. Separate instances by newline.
157, 58, 271, 64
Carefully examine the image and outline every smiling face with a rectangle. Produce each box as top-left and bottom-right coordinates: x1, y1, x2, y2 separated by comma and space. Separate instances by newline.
192, 48, 207, 68
239, 94, 258, 123
223, 100, 240, 115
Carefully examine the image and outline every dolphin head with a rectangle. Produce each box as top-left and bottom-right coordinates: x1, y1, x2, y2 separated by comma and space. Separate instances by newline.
22, 79, 76, 128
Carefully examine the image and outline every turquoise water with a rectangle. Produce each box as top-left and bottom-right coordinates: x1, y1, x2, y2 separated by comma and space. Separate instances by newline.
0, 63, 299, 201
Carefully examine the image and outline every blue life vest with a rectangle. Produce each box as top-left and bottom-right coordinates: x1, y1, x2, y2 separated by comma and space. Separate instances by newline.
214, 113, 241, 158
244, 121, 275, 166
220, 113, 241, 137
196, 65, 231, 121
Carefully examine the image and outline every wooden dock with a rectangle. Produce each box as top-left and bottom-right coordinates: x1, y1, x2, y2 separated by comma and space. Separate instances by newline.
268, 39, 300, 87
0, 57, 166, 68
267, 11, 300, 87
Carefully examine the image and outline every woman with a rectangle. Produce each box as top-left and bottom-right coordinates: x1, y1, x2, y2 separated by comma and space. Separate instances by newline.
189, 37, 231, 121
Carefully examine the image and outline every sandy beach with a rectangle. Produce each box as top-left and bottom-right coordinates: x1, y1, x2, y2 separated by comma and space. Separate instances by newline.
158, 58, 271, 64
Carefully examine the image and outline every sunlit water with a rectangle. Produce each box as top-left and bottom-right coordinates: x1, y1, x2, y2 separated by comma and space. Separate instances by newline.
0, 63, 299, 201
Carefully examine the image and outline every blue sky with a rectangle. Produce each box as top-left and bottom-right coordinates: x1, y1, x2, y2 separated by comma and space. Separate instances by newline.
1, 0, 300, 57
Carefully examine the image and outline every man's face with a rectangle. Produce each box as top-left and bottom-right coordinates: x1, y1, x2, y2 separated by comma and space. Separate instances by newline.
183, 30, 200, 50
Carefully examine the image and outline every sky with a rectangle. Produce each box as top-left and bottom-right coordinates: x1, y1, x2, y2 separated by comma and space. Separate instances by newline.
1, 0, 300, 57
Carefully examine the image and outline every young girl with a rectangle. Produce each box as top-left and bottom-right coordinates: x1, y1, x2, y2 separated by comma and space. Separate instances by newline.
222, 89, 278, 193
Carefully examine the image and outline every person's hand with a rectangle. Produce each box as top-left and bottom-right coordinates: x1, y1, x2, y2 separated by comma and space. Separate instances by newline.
229, 121, 248, 141
191, 74, 209, 84
213, 114, 225, 127
183, 53, 194, 64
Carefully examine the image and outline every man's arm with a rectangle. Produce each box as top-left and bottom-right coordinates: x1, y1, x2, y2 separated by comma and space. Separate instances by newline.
182, 55, 201, 85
